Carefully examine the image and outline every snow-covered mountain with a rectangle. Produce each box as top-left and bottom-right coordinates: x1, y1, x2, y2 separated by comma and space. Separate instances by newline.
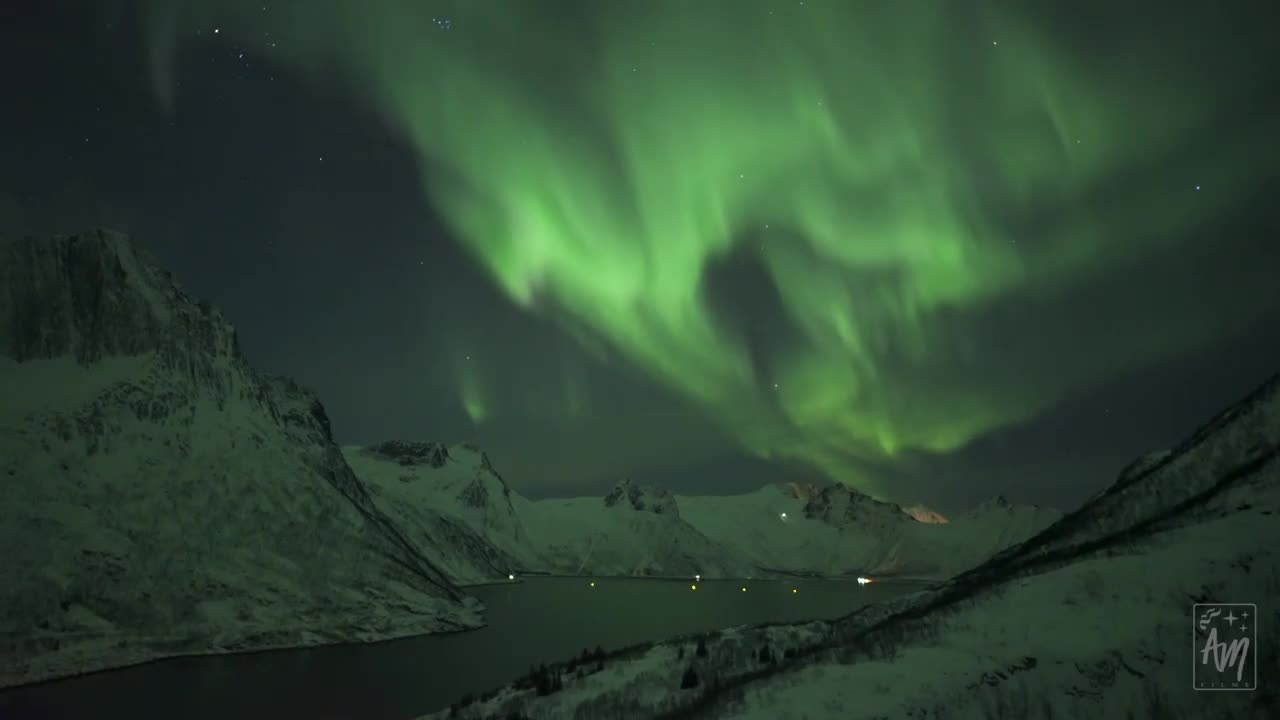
676, 483, 1060, 579
521, 479, 757, 577
427, 373, 1280, 720
345, 448, 761, 578
341, 441, 537, 582
0, 230, 481, 689
344, 438, 1057, 583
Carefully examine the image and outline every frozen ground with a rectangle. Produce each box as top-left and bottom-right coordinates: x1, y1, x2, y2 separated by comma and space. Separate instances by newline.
423, 375, 1280, 719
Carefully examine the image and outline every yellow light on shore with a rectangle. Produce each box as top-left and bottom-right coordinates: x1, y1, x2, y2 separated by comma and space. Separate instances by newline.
691, 584, 697, 590
792, 588, 798, 593
741, 587, 747, 592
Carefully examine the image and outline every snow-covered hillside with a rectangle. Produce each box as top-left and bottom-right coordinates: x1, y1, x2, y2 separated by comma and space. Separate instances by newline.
423, 374, 1280, 720
521, 479, 757, 578
0, 230, 481, 689
345, 438, 1059, 584
344, 447, 762, 579
676, 484, 1060, 579
342, 441, 537, 582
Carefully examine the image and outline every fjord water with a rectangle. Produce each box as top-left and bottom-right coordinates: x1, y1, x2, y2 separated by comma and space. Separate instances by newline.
0, 577, 911, 719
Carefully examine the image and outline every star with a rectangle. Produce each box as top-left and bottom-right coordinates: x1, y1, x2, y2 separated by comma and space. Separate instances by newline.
213, 27, 220, 34
1225, 611, 1238, 626
1195, 185, 1201, 191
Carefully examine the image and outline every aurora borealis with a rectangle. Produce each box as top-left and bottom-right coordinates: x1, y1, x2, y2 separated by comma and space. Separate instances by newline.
6, 1, 1279, 508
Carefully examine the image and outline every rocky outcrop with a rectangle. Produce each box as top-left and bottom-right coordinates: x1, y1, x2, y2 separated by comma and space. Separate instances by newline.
802, 484, 912, 530
602, 478, 678, 516
366, 440, 452, 468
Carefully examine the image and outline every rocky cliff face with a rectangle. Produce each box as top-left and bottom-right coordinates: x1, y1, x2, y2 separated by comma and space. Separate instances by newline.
802, 484, 913, 530
602, 478, 679, 516
0, 229, 480, 689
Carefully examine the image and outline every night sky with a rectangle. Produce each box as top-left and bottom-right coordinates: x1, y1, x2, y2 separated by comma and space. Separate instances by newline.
4, 1, 1278, 512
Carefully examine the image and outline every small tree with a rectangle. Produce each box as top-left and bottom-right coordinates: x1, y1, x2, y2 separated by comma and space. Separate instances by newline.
681, 665, 700, 689
695, 637, 708, 658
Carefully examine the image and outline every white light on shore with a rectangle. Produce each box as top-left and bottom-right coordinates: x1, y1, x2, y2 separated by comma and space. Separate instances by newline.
857, 577, 872, 585
508, 573, 515, 580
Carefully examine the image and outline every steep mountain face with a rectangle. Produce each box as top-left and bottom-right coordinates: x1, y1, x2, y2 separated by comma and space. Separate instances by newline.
802, 485, 914, 530
430, 373, 1280, 720
0, 230, 480, 689
342, 442, 534, 581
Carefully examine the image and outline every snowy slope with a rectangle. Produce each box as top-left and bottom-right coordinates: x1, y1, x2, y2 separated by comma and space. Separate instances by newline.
424, 374, 1280, 720
343, 435, 1057, 584
344, 446, 756, 578
519, 480, 758, 578
342, 441, 536, 582
0, 230, 481, 689
676, 484, 1060, 579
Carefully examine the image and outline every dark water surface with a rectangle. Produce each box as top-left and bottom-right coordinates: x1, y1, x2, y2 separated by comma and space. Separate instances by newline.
0, 577, 913, 719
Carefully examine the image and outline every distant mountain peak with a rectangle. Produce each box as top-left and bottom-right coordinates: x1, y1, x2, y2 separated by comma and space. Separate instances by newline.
366, 440, 451, 468
802, 484, 911, 526
968, 495, 1029, 517
602, 478, 678, 515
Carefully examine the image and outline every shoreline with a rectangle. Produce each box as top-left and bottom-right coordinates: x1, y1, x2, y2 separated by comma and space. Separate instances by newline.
458, 573, 942, 588
3, 574, 934, 693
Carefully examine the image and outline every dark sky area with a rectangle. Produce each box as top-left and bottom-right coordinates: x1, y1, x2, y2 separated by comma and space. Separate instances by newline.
3, 1, 1278, 512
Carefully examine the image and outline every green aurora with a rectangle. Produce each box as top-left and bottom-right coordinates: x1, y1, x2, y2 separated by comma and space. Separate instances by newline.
143, 0, 1278, 498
